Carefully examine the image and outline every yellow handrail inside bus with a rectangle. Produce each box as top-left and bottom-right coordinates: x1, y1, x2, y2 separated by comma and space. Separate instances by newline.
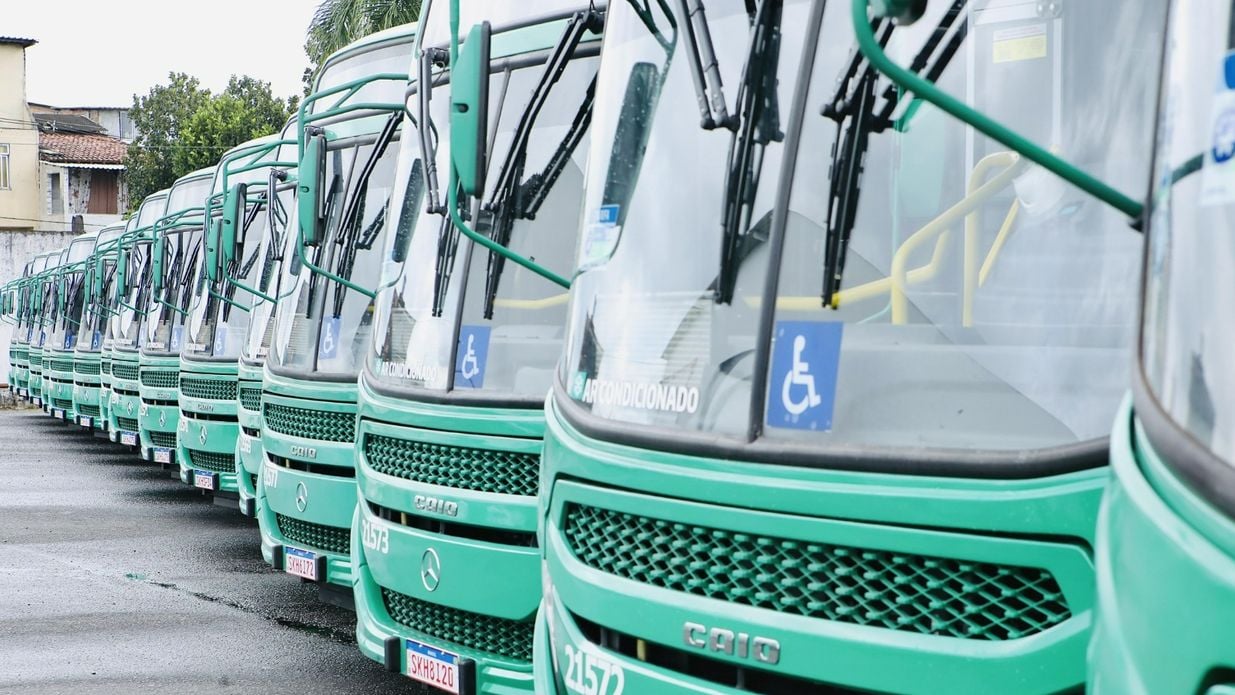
892, 151, 1023, 324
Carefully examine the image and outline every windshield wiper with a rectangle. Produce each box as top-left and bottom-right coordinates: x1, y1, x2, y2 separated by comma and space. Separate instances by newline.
327, 111, 401, 318
674, 0, 736, 130
820, 0, 967, 306
478, 9, 603, 319
714, 0, 784, 305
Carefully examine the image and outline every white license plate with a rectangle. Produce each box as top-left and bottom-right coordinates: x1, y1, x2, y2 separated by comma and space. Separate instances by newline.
405, 639, 461, 694
79, 416, 92, 428
120, 431, 137, 446
52, 409, 64, 419
284, 547, 318, 580
33, 397, 41, 407
193, 471, 216, 490
153, 448, 171, 464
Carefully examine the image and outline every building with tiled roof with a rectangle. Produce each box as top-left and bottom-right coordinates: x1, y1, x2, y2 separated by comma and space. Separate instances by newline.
40, 131, 127, 166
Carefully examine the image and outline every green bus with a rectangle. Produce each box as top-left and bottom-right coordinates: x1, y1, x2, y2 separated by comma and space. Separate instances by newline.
73, 223, 130, 432
43, 231, 100, 422
257, 23, 417, 599
351, 2, 602, 690
12, 252, 52, 400
138, 171, 214, 468
108, 191, 171, 446
98, 214, 142, 437
534, 0, 1163, 692
24, 250, 59, 408
1089, 1, 1235, 691
231, 131, 301, 518
179, 129, 298, 498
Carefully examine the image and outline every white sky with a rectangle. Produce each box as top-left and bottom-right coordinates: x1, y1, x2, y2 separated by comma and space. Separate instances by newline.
7, 0, 321, 107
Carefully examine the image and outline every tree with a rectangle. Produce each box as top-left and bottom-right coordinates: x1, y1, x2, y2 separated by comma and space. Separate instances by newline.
174, 77, 296, 173
124, 72, 210, 209
304, 0, 422, 93
124, 74, 296, 209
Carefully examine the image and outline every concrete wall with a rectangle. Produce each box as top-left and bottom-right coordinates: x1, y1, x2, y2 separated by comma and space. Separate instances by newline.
0, 45, 41, 231
0, 230, 82, 386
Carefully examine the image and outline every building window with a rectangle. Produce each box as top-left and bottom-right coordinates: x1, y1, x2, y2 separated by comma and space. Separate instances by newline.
0, 144, 9, 190
48, 173, 62, 214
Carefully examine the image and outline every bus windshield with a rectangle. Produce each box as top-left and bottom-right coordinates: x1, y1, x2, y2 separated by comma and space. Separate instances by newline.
79, 226, 126, 352
368, 17, 599, 402
112, 195, 168, 351
46, 235, 97, 351
1140, 4, 1235, 469
559, 0, 1164, 460
143, 176, 212, 355
185, 147, 295, 362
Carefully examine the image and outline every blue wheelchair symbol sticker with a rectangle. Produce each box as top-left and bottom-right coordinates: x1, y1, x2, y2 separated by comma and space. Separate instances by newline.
213, 326, 228, 356
454, 325, 491, 389
170, 326, 183, 352
766, 321, 842, 431
64, 333, 75, 350
90, 331, 101, 350
320, 317, 340, 360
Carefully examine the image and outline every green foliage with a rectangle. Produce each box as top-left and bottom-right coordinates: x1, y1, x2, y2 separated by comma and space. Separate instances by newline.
123, 72, 210, 211
124, 74, 296, 211
304, 0, 422, 92
174, 76, 294, 173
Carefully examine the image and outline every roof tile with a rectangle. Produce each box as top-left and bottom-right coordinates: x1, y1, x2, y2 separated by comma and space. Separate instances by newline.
40, 132, 128, 166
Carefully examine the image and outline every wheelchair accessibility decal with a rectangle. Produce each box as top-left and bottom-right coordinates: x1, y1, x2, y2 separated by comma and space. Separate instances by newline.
319, 317, 340, 360
767, 321, 842, 431
454, 325, 491, 389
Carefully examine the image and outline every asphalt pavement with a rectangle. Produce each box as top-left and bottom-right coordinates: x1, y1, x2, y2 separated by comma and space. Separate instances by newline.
0, 405, 430, 694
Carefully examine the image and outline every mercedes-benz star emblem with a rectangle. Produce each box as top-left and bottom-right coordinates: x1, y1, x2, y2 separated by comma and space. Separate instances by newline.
127, 401, 134, 415
158, 411, 166, 427
198, 426, 208, 446
420, 548, 441, 592
295, 482, 309, 513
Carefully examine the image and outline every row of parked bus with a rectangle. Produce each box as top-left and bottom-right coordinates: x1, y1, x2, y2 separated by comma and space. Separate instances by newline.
0, 0, 1229, 692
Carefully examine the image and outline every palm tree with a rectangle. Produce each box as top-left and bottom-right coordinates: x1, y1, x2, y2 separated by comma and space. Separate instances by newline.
304, 0, 423, 90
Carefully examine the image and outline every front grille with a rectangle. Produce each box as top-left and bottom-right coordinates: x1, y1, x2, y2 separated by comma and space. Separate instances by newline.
275, 513, 350, 555
77, 404, 101, 418
141, 369, 179, 389
112, 362, 138, 381
563, 504, 1073, 642
50, 358, 75, 372
239, 385, 262, 412
117, 416, 139, 432
264, 402, 354, 442
100, 359, 111, 376
52, 397, 73, 410
180, 376, 237, 401
149, 431, 177, 449
381, 589, 533, 663
364, 434, 539, 497
74, 361, 100, 376
188, 449, 234, 474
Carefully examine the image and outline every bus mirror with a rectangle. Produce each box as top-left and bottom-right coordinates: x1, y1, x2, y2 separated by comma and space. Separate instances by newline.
450, 21, 491, 198
115, 248, 128, 300
152, 234, 165, 295
222, 182, 247, 265
206, 219, 221, 283
92, 256, 105, 299
299, 133, 327, 248
871, 0, 926, 23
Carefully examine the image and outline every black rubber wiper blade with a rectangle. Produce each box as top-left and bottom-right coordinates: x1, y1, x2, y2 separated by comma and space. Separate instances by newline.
329, 112, 401, 317
479, 10, 603, 320
820, 1, 967, 307
673, 0, 736, 130
714, 0, 785, 305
